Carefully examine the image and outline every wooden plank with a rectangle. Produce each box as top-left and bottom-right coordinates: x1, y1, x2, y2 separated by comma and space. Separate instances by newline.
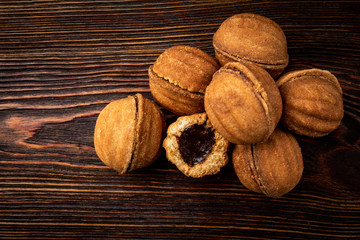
0, 0, 359, 239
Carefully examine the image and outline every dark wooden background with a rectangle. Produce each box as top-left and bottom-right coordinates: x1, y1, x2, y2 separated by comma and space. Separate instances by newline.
1, 0, 359, 239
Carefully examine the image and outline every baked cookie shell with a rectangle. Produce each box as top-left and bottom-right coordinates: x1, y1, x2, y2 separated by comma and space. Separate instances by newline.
232, 128, 303, 198
277, 69, 343, 137
204, 61, 282, 144
153, 45, 219, 93
213, 13, 288, 77
149, 45, 219, 115
94, 94, 165, 174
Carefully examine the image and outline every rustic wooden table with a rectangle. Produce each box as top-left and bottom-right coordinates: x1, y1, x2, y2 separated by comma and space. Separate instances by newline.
1, 1, 359, 239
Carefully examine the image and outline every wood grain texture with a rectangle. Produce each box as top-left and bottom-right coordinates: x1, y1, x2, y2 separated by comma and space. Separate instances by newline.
0, 0, 359, 239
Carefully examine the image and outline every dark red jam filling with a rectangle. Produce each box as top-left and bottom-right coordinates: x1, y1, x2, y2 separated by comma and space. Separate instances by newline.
179, 124, 215, 167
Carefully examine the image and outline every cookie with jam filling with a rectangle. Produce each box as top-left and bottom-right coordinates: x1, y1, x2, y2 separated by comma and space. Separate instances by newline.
163, 113, 229, 178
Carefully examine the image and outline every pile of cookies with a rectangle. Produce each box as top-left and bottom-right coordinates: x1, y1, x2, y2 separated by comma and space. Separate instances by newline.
94, 13, 344, 198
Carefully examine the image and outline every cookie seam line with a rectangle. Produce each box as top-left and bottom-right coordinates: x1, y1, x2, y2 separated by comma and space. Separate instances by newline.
126, 94, 139, 173
249, 144, 270, 197
150, 65, 204, 97
213, 42, 288, 67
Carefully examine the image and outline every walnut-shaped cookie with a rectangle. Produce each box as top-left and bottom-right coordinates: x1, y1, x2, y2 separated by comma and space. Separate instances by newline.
277, 68, 344, 137
213, 13, 289, 77
149, 45, 219, 115
163, 113, 229, 178
232, 128, 303, 198
94, 94, 165, 174
204, 61, 283, 145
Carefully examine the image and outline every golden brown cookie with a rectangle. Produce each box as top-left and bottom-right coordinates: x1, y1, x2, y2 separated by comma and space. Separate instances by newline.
204, 61, 283, 145
232, 128, 303, 198
213, 13, 288, 78
94, 94, 165, 174
277, 68, 343, 137
149, 45, 219, 115
163, 113, 229, 178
